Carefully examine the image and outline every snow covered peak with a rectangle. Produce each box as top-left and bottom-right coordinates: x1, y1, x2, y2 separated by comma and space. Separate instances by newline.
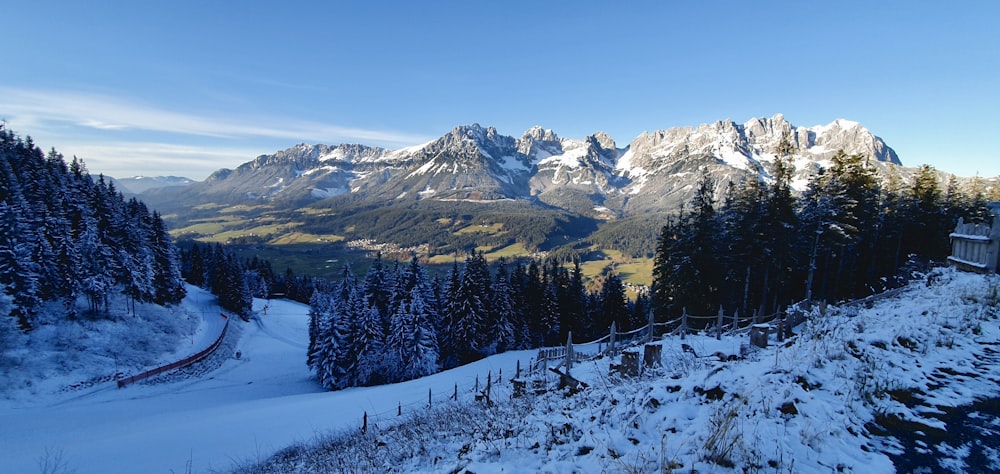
587, 131, 617, 152
521, 125, 560, 143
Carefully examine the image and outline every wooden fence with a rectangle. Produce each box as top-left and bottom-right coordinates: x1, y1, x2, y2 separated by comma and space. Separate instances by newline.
949, 214, 999, 274
359, 283, 915, 434
530, 305, 802, 375
117, 314, 231, 388
360, 365, 521, 434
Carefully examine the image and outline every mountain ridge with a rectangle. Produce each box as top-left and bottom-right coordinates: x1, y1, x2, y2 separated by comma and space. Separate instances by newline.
141, 114, 904, 216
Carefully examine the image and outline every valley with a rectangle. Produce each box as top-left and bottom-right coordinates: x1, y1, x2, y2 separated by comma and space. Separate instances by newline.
166, 199, 657, 289
145, 115, 931, 289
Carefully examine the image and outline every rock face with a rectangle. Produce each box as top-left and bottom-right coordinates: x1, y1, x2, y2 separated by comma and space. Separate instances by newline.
141, 115, 905, 216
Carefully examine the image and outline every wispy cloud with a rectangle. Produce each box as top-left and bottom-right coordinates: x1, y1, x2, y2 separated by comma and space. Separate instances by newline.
52, 141, 264, 180
0, 86, 435, 180
0, 86, 430, 145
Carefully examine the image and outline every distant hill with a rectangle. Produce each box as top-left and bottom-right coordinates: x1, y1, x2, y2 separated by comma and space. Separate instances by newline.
108, 175, 194, 195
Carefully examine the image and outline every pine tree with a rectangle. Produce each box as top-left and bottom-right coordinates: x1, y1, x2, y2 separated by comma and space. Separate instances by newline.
307, 290, 331, 371
149, 212, 185, 305
597, 273, 629, 331
522, 259, 545, 347
311, 296, 341, 390
651, 216, 681, 321
388, 288, 440, 381
438, 261, 462, 369
447, 252, 493, 362
362, 253, 391, 326
0, 201, 40, 330
355, 295, 387, 386
488, 260, 516, 354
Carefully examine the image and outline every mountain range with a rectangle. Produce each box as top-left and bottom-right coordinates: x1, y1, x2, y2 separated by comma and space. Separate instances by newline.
130, 114, 931, 272
141, 114, 901, 218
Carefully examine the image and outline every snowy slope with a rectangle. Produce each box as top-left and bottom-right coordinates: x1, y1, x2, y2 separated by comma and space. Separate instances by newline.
243, 268, 1000, 474
3, 269, 1000, 473
0, 291, 533, 473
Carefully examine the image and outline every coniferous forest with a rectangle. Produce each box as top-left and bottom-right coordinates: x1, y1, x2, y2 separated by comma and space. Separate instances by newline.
652, 146, 992, 320
0, 126, 186, 332
305, 253, 643, 389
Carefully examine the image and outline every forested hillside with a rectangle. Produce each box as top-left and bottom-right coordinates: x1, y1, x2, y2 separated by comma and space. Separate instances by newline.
0, 126, 185, 333
652, 148, 993, 319
306, 253, 644, 389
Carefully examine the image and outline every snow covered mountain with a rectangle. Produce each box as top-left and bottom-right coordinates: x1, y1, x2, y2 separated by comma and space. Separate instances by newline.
142, 115, 902, 216
107, 175, 194, 195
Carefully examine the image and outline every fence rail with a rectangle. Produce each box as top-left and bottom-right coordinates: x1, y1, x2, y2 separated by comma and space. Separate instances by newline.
531, 287, 912, 373
117, 313, 231, 388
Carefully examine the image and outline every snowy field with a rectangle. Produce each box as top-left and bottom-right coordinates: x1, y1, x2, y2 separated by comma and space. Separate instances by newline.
3, 269, 1000, 473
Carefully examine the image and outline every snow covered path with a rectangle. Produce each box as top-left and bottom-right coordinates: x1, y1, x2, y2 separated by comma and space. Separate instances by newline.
0, 291, 533, 473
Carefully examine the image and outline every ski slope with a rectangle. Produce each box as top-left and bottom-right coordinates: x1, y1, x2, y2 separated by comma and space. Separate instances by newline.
0, 288, 534, 473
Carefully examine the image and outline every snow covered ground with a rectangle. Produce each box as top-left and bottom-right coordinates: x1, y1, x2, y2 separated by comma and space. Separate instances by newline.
0, 286, 534, 473
241, 268, 1000, 473
2, 269, 1000, 473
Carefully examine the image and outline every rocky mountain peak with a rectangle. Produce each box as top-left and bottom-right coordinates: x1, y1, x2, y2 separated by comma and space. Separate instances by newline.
587, 131, 618, 152
522, 125, 560, 143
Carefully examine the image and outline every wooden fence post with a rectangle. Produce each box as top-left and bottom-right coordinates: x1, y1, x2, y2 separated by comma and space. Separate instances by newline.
777, 308, 785, 342
732, 310, 739, 335
716, 307, 724, 340
486, 371, 492, 405
681, 308, 688, 340
516, 359, 521, 378
647, 309, 655, 342
565, 331, 574, 376
453, 383, 458, 401
362, 411, 367, 434
398, 401, 402, 416
428, 388, 432, 409
609, 322, 617, 354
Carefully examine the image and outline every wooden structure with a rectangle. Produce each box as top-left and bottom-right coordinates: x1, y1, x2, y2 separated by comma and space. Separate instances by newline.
621, 350, 640, 377
949, 202, 1000, 274
750, 324, 769, 348
643, 343, 662, 369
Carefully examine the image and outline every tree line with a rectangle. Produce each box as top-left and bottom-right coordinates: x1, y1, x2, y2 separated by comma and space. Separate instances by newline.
0, 126, 186, 331
652, 141, 994, 321
306, 253, 647, 389
178, 241, 320, 316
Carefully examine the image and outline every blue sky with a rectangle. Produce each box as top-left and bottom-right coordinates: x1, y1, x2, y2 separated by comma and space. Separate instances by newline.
3, 1, 998, 180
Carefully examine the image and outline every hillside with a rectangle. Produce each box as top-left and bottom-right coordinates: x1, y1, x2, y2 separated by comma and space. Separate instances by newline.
3, 267, 999, 473
244, 267, 1000, 473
